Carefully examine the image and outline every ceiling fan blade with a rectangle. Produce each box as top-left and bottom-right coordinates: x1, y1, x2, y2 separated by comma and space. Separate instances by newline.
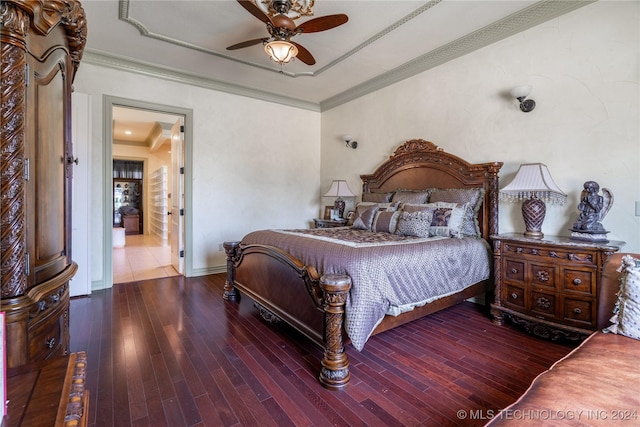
226, 38, 268, 50
291, 42, 315, 65
236, 0, 271, 24
295, 14, 348, 34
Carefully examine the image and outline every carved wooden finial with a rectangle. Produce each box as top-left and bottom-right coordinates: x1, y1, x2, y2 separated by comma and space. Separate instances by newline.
391, 139, 439, 158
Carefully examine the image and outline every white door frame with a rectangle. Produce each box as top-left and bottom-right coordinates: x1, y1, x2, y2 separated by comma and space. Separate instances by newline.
170, 119, 185, 274
102, 95, 193, 289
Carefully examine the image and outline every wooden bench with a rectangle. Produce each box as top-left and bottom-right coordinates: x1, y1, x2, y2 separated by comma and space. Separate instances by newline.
5, 352, 88, 427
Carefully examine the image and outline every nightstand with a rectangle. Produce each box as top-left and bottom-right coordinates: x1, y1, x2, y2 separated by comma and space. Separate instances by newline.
313, 218, 348, 228
490, 233, 624, 341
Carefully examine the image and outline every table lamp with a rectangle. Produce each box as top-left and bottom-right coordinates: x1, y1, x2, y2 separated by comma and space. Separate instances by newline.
323, 180, 355, 219
499, 163, 566, 238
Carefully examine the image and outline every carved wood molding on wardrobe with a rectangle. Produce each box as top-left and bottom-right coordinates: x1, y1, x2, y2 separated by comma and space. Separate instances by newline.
1, 0, 87, 368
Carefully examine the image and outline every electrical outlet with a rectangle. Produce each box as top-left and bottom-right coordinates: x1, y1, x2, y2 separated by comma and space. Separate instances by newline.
218, 243, 224, 251
636, 201, 640, 217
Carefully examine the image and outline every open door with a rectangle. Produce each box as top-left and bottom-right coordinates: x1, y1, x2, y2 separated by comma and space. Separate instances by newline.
170, 119, 185, 274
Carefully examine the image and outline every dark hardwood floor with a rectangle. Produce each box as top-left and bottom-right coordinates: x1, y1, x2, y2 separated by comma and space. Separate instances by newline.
69, 274, 575, 427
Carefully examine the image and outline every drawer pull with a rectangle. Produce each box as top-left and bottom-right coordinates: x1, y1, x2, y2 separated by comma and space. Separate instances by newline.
511, 293, 518, 300
572, 278, 582, 285
573, 308, 582, 315
510, 268, 518, 274
46, 337, 56, 348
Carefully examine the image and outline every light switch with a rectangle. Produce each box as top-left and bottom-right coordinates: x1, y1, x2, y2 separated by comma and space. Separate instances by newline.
636, 201, 640, 216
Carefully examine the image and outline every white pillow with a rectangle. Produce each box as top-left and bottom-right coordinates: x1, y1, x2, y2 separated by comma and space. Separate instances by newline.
604, 255, 640, 340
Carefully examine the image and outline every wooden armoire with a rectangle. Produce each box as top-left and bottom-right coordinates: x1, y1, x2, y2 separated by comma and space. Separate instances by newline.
1, 0, 86, 368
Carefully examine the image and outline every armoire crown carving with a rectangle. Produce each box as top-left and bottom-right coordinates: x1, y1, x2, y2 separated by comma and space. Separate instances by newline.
1, 0, 86, 368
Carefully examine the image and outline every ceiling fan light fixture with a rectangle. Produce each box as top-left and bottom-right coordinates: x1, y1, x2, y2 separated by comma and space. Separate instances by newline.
264, 40, 298, 64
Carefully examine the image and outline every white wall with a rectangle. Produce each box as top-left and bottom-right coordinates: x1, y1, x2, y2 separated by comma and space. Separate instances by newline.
70, 92, 92, 296
321, 2, 640, 252
73, 64, 321, 287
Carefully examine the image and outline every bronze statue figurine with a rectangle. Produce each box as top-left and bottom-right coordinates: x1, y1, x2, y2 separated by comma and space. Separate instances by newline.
570, 181, 613, 242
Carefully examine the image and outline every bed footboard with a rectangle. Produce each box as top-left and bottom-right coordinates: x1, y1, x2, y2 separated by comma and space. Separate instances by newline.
223, 241, 351, 390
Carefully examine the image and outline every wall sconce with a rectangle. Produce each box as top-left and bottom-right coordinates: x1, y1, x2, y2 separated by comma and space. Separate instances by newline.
510, 85, 536, 113
343, 135, 358, 149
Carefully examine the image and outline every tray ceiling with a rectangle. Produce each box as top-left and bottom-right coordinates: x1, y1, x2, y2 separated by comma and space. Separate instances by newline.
83, 0, 593, 111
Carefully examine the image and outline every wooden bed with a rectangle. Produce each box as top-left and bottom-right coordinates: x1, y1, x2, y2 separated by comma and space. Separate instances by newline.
223, 139, 503, 389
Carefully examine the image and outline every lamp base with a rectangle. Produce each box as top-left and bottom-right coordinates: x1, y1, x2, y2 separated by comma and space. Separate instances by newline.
334, 198, 346, 219
522, 197, 546, 239
524, 230, 545, 239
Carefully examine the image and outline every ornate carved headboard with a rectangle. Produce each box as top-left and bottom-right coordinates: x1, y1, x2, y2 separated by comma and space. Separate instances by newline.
360, 139, 503, 240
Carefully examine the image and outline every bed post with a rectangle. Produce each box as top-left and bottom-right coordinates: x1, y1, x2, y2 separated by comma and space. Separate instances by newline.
490, 239, 505, 326
487, 162, 502, 237
319, 274, 351, 390
223, 241, 241, 302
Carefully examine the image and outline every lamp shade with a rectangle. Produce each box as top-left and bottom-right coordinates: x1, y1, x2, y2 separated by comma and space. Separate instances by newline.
264, 40, 298, 64
510, 85, 532, 99
323, 180, 355, 198
500, 163, 566, 238
500, 163, 566, 205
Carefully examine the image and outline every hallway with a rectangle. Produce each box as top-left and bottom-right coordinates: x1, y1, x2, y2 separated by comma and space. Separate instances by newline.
113, 234, 178, 283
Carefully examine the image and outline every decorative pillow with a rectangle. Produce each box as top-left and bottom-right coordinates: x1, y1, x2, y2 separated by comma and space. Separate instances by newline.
428, 188, 484, 237
391, 189, 431, 205
400, 203, 430, 214
401, 202, 466, 237
348, 202, 373, 226
371, 210, 400, 234
362, 191, 394, 203
396, 210, 433, 238
349, 202, 398, 226
352, 205, 380, 230
604, 255, 640, 340
429, 202, 467, 238
378, 202, 400, 212
430, 207, 452, 227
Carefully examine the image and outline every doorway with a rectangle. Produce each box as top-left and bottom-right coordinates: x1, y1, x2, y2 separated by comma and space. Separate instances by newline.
103, 96, 193, 288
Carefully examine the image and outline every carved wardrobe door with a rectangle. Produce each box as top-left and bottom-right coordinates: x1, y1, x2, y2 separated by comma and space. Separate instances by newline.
0, 0, 86, 368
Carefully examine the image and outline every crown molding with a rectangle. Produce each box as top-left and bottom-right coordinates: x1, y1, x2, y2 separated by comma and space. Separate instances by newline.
84, 1, 595, 113
320, 0, 596, 111
82, 50, 321, 112
118, 0, 440, 80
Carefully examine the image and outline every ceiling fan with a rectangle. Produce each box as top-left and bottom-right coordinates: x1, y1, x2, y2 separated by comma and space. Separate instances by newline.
226, 0, 348, 66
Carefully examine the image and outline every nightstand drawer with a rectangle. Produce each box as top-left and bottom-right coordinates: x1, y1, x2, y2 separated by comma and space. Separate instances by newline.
563, 297, 594, 327
503, 284, 526, 309
531, 263, 557, 290
504, 259, 525, 283
562, 269, 595, 295
531, 291, 557, 318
